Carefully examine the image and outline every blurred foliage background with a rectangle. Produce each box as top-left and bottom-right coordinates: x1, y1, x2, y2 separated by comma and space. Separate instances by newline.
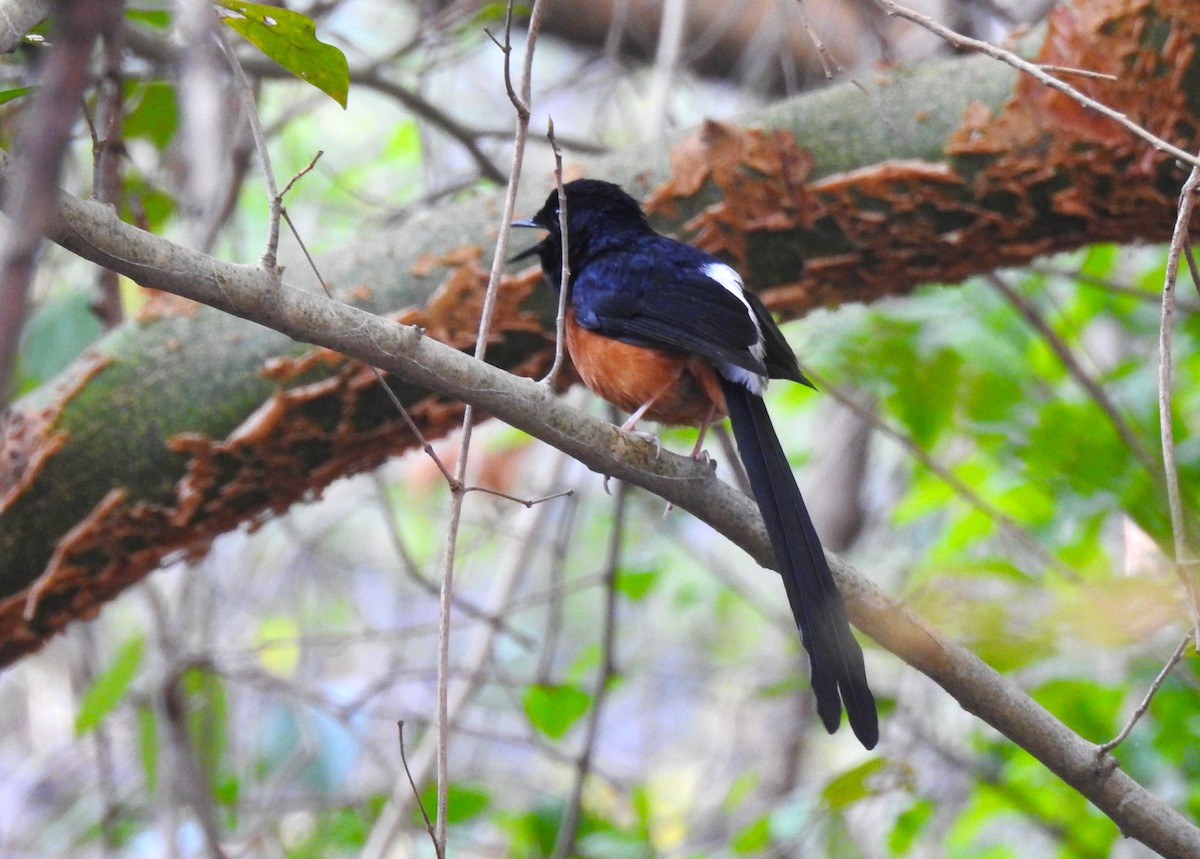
1, 0, 1197, 857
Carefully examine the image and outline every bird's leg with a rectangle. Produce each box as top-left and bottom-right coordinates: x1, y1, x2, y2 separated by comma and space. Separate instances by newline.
618, 398, 660, 444
604, 384, 673, 497
688, 404, 719, 465
660, 405, 721, 517
618, 372, 690, 455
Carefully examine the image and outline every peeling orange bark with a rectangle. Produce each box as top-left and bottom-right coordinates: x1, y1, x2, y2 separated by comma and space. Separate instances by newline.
0, 256, 552, 668
644, 0, 1200, 316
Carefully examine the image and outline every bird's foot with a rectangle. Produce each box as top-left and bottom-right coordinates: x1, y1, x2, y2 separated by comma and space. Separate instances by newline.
625, 428, 662, 457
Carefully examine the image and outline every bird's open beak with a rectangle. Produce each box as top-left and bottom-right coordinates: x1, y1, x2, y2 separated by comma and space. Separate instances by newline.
509, 218, 545, 263
509, 242, 542, 263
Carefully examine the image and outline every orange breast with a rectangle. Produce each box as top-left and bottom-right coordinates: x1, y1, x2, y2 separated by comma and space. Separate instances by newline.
565, 310, 727, 427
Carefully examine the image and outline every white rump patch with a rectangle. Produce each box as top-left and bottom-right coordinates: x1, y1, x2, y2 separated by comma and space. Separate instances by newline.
704, 261, 767, 393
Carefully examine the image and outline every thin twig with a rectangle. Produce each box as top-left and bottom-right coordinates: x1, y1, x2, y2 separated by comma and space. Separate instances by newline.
549, 480, 626, 859
280, 207, 459, 486
1098, 633, 1192, 754
535, 481, 582, 682
986, 271, 1160, 479
361, 452, 577, 859
1028, 263, 1200, 314
464, 485, 574, 507
1157, 158, 1200, 638
542, 117, 572, 386
794, 0, 842, 80
644, 0, 685, 141
871, 0, 1200, 170
279, 149, 323, 200
1185, 243, 1200, 302
213, 25, 281, 273
398, 722, 442, 858
1037, 64, 1118, 82
434, 0, 551, 847
799, 365, 1073, 578
370, 473, 539, 649
144, 599, 229, 859
74, 627, 121, 853
91, 4, 125, 329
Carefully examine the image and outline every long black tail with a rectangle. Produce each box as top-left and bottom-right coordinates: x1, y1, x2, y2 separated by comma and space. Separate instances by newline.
721, 377, 878, 749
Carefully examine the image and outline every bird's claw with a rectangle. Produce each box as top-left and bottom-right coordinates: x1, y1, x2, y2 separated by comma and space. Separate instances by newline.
627, 429, 662, 457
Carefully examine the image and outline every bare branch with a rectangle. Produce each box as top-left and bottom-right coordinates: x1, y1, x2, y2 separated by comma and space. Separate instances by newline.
1157, 156, 1200, 635
214, 26, 281, 273
431, 0, 551, 847
91, 2, 125, 329
1099, 633, 1192, 754
986, 271, 1160, 478
541, 117, 571, 386
398, 721, 442, 859
549, 480, 626, 859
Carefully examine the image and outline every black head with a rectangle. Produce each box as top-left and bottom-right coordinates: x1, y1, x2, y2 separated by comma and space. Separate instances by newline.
511, 179, 652, 285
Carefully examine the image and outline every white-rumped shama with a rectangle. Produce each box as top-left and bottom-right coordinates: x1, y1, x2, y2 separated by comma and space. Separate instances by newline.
513, 179, 878, 749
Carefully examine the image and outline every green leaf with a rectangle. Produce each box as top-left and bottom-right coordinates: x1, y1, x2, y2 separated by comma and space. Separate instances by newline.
888, 798, 934, 854
213, 774, 240, 806
615, 568, 656, 601
470, 2, 532, 29
414, 783, 490, 827
137, 704, 158, 791
887, 345, 961, 448
1079, 243, 1118, 279
522, 683, 591, 739
731, 815, 771, 854
385, 119, 422, 170
15, 287, 104, 394
127, 8, 171, 28
181, 665, 228, 784
217, 1, 349, 107
821, 757, 886, 810
75, 636, 145, 734
124, 81, 178, 149
122, 176, 177, 234
0, 86, 34, 107
722, 770, 759, 812
1030, 679, 1123, 743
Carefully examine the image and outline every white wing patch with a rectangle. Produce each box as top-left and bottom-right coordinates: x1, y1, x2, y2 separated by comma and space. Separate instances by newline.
703, 261, 768, 394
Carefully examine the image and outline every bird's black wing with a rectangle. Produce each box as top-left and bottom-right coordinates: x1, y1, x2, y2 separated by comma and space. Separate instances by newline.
570, 243, 768, 378
742, 289, 812, 386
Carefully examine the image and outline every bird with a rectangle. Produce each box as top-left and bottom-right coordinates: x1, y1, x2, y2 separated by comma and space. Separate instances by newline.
512, 178, 878, 749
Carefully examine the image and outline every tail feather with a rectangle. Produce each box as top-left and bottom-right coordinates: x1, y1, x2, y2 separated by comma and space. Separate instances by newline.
721, 378, 878, 749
